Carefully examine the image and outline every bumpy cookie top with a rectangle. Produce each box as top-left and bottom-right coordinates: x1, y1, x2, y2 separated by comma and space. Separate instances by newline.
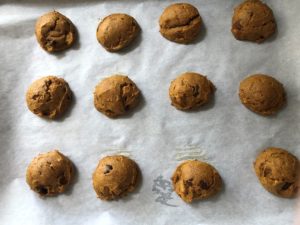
172, 160, 222, 203
92, 155, 139, 200
26, 76, 72, 119
239, 74, 285, 116
35, 11, 76, 52
169, 72, 215, 110
94, 75, 140, 118
96, 13, 140, 52
159, 3, 201, 44
26, 150, 73, 196
254, 147, 299, 198
231, 0, 276, 43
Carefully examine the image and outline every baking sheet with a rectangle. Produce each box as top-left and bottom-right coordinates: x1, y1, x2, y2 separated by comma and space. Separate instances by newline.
0, 0, 300, 224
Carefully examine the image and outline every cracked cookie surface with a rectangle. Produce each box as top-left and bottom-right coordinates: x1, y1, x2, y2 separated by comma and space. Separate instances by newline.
159, 3, 202, 44
26, 76, 72, 119
239, 74, 285, 116
35, 11, 76, 52
94, 75, 140, 118
231, 0, 276, 43
96, 13, 140, 52
26, 150, 73, 196
169, 72, 215, 110
254, 147, 299, 198
172, 160, 222, 203
92, 155, 139, 200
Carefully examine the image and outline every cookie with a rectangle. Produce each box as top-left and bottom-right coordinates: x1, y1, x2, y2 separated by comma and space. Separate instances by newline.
159, 3, 202, 44
26, 76, 72, 119
172, 160, 222, 203
94, 75, 140, 118
96, 13, 140, 52
231, 0, 276, 43
254, 147, 299, 198
169, 72, 215, 110
92, 155, 139, 200
35, 11, 76, 52
239, 74, 285, 116
26, 150, 73, 196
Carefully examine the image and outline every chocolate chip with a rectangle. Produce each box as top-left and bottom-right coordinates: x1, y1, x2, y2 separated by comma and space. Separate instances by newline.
200, 180, 209, 190
192, 85, 199, 97
58, 175, 67, 185
36, 186, 48, 195
104, 165, 113, 174
185, 178, 193, 187
281, 182, 292, 191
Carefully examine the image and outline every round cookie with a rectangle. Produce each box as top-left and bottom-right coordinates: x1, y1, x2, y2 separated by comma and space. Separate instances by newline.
159, 3, 202, 44
94, 75, 140, 118
231, 0, 276, 43
169, 72, 215, 110
26, 76, 72, 119
96, 13, 140, 52
92, 155, 139, 200
35, 11, 76, 52
239, 74, 285, 116
172, 160, 222, 203
26, 150, 73, 196
254, 147, 299, 198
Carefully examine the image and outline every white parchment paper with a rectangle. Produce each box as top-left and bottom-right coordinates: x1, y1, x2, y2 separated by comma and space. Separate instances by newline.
0, 0, 300, 224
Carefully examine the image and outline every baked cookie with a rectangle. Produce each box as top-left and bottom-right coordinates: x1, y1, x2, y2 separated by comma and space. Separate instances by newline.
172, 160, 222, 203
35, 11, 76, 52
26, 76, 72, 119
169, 72, 215, 110
26, 150, 73, 196
94, 75, 140, 118
96, 13, 140, 52
159, 3, 202, 44
92, 155, 139, 200
239, 74, 285, 116
254, 147, 299, 198
231, 0, 276, 43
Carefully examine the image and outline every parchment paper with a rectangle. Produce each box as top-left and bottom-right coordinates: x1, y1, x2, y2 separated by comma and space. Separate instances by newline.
0, 0, 300, 224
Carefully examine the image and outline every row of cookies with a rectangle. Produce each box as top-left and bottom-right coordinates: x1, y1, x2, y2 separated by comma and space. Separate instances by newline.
25, 72, 286, 119
26, 147, 299, 201
35, 0, 277, 53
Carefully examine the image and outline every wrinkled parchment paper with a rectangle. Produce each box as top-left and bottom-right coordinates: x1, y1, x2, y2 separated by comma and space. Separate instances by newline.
0, 0, 300, 224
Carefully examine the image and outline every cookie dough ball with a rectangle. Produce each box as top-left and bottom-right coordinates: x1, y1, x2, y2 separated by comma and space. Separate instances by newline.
26, 150, 73, 196
231, 0, 276, 43
26, 76, 72, 119
254, 147, 299, 198
35, 11, 76, 52
94, 75, 140, 118
159, 3, 202, 44
92, 155, 139, 200
96, 13, 140, 52
172, 160, 222, 203
169, 72, 215, 110
239, 74, 285, 116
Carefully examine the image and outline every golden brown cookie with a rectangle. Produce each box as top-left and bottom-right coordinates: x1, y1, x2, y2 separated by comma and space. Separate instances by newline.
35, 11, 76, 52
254, 147, 299, 198
231, 0, 276, 43
169, 72, 215, 110
239, 74, 285, 116
26, 150, 73, 196
26, 76, 72, 119
96, 13, 140, 52
159, 3, 202, 44
92, 155, 139, 200
94, 75, 140, 118
172, 160, 222, 203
